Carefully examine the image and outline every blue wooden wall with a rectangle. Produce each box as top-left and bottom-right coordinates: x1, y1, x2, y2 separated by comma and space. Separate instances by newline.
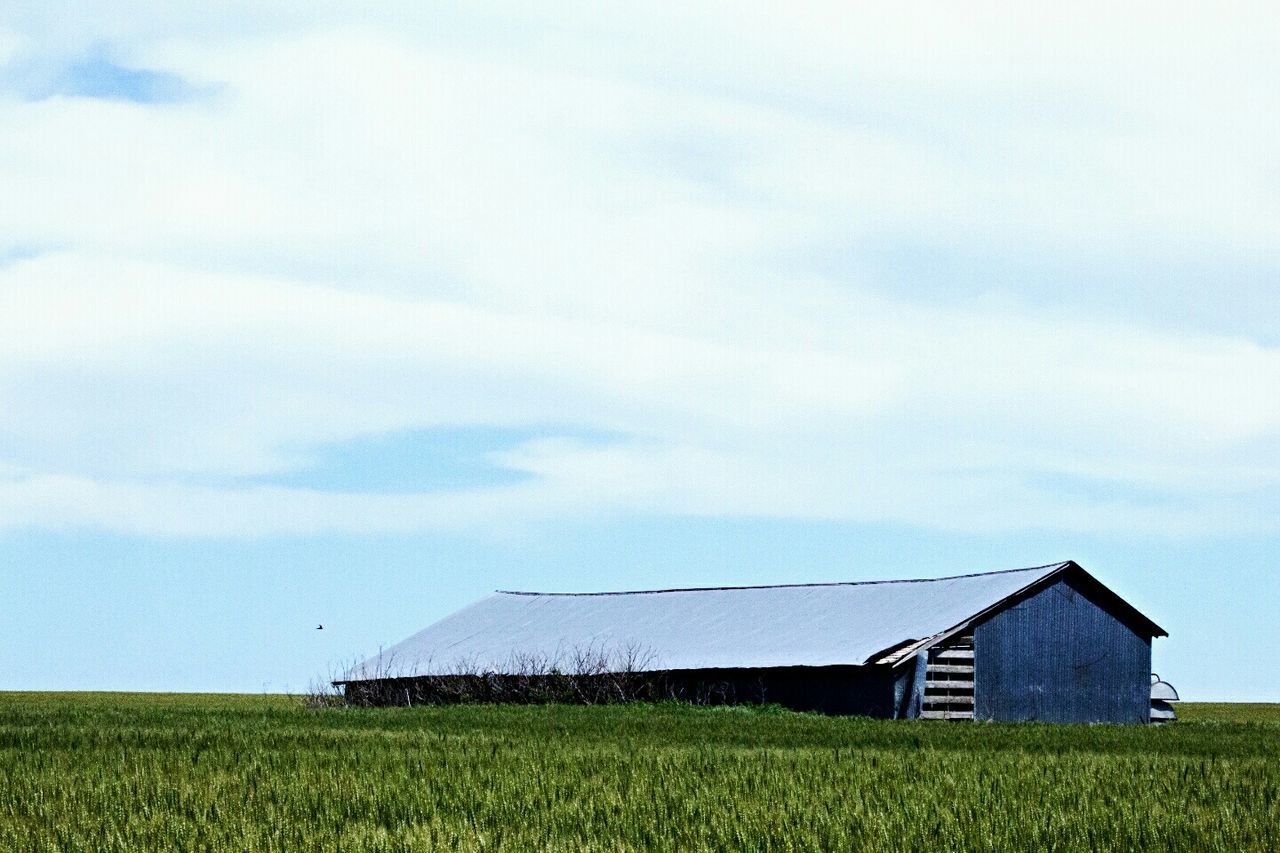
974, 575, 1151, 723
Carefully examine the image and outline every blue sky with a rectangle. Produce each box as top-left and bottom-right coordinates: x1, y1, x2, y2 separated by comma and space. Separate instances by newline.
0, 3, 1276, 700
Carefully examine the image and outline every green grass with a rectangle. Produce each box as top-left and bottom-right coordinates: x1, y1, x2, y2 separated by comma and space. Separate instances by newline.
1, 694, 1276, 851
1175, 703, 1280, 724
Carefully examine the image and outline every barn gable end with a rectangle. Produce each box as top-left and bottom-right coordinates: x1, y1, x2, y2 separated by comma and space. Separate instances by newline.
973, 572, 1153, 723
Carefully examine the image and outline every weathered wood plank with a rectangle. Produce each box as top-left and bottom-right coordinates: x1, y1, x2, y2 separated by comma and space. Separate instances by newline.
920, 709, 975, 720
925, 664, 973, 674
925, 680, 974, 690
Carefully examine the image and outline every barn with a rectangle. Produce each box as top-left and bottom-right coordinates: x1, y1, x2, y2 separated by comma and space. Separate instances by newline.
338, 560, 1168, 723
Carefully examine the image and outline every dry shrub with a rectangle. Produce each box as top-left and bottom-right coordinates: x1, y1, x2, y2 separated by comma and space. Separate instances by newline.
330, 643, 709, 708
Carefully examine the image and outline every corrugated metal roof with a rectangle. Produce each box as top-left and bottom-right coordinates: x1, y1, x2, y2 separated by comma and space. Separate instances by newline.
349, 562, 1076, 678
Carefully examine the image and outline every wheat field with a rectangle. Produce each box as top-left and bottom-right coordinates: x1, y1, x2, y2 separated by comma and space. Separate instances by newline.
0, 693, 1276, 851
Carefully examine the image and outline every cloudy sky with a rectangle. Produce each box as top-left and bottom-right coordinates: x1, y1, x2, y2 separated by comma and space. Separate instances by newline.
2, 3, 1276, 698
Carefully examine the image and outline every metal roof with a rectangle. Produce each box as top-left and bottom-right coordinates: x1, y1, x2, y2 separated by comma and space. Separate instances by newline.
345, 561, 1150, 678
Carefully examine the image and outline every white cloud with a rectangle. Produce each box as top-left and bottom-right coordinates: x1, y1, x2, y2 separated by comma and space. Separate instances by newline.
0, 6, 1277, 536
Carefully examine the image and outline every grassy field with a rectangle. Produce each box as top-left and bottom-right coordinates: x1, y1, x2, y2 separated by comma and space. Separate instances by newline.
1, 694, 1276, 851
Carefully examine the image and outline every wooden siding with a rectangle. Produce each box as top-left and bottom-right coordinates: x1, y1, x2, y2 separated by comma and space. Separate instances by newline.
973, 574, 1151, 724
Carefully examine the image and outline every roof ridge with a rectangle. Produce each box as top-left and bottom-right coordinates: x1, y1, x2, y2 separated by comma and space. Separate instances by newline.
495, 561, 1071, 597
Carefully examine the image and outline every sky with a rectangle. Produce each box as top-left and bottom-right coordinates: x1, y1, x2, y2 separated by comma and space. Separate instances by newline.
1, 3, 1277, 700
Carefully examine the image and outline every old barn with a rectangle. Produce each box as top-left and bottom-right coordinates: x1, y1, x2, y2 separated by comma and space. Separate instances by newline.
339, 560, 1168, 723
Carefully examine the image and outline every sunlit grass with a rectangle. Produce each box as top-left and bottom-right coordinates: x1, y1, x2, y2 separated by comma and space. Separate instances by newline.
0, 694, 1275, 850
1175, 702, 1280, 724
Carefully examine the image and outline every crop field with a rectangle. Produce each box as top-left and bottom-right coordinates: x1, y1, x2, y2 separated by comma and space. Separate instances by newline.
0, 693, 1276, 851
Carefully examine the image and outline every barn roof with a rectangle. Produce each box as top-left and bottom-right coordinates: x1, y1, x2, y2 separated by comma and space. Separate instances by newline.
345, 560, 1165, 679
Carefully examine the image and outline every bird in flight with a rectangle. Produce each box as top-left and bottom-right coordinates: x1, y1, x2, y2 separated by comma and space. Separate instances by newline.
316, 624, 324, 630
